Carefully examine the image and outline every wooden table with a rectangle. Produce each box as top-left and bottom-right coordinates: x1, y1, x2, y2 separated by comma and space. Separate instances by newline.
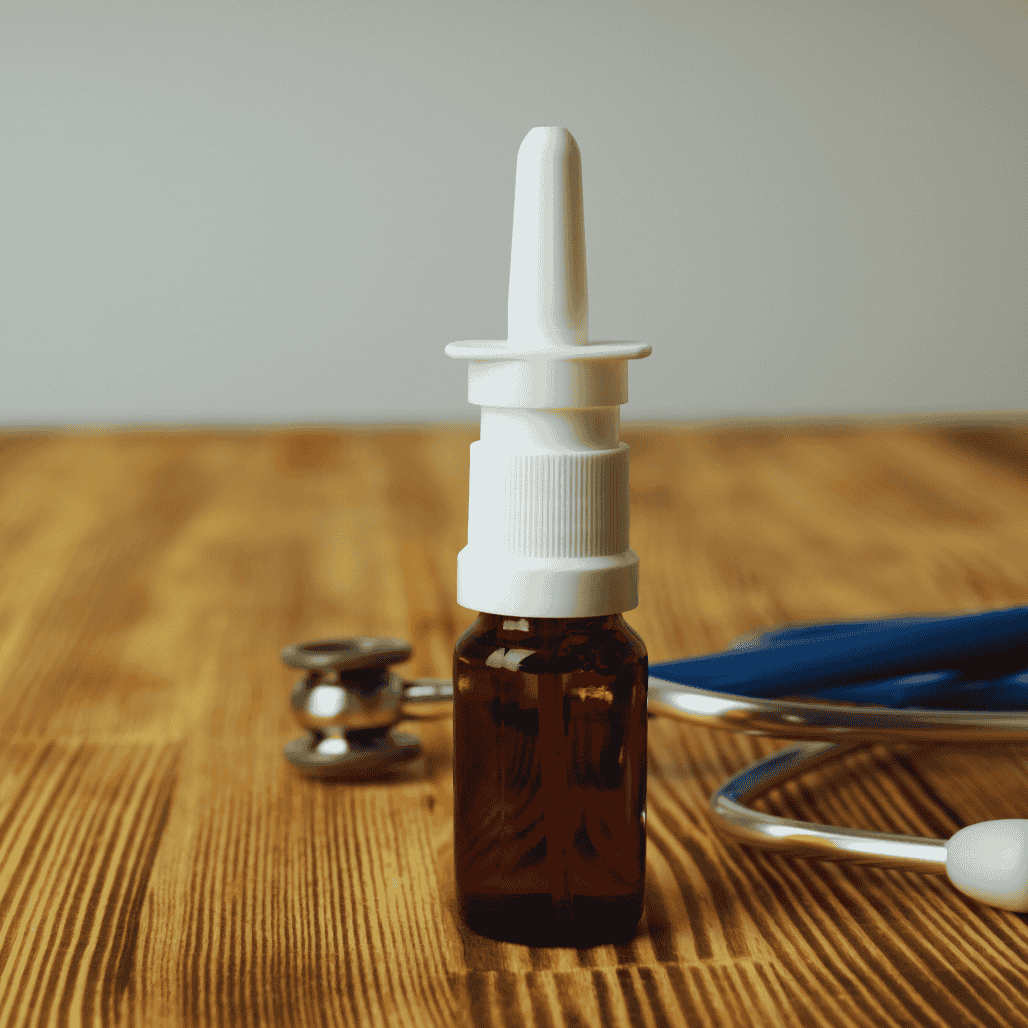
2, 421, 1028, 1028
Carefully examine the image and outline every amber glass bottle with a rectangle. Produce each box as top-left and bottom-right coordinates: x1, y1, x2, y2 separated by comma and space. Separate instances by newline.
453, 612, 648, 946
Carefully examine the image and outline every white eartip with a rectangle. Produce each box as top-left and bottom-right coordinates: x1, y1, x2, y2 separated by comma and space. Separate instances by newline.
945, 820, 1028, 912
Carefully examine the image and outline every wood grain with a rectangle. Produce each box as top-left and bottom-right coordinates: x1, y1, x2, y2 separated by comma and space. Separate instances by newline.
1, 421, 1028, 1027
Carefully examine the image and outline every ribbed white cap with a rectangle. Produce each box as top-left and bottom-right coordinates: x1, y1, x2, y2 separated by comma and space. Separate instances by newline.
445, 127, 651, 617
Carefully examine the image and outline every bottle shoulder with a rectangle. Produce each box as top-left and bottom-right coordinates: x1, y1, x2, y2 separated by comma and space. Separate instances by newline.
617, 616, 648, 661
454, 612, 646, 675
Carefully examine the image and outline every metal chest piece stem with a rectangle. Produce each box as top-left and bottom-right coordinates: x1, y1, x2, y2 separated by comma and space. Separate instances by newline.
281, 637, 452, 779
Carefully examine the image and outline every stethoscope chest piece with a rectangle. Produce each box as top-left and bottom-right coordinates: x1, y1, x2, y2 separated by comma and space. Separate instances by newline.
282, 637, 453, 779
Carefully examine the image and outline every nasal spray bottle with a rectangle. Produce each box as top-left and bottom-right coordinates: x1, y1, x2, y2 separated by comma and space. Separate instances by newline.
446, 127, 651, 946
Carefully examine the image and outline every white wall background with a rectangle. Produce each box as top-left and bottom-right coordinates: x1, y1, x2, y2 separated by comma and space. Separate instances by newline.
1, 0, 1026, 427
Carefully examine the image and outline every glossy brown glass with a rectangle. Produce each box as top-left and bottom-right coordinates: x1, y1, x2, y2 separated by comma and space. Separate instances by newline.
453, 612, 648, 946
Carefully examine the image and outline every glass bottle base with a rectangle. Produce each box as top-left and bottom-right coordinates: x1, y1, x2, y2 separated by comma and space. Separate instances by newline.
458, 889, 643, 947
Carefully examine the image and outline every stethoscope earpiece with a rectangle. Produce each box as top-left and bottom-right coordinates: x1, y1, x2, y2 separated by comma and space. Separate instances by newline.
946, 820, 1028, 912
710, 738, 1028, 913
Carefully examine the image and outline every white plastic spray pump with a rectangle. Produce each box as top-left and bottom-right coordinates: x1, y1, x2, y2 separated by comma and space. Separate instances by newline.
446, 127, 651, 617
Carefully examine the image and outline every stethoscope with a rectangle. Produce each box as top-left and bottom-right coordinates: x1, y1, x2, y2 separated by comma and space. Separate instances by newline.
281, 605, 1028, 913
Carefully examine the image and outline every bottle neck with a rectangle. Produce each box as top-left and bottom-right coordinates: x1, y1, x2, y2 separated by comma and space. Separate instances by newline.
475, 612, 625, 635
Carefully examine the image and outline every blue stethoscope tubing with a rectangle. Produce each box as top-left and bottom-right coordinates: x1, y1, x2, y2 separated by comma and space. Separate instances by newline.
647, 605, 1028, 912
650, 605, 1028, 709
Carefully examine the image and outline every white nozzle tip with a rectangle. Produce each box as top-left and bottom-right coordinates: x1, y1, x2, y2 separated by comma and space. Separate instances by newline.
946, 820, 1028, 912
508, 126, 588, 350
